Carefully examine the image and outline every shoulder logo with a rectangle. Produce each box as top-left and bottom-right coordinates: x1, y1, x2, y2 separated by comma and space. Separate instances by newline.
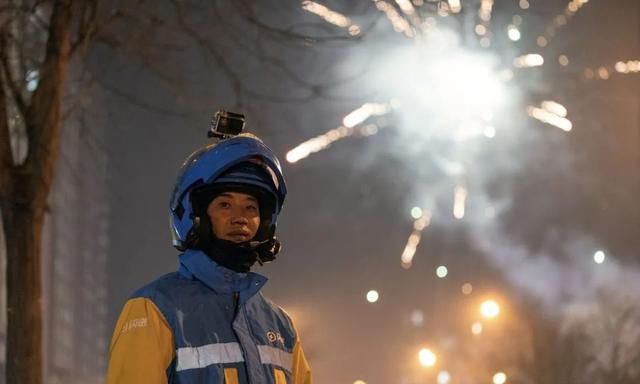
122, 317, 148, 333
266, 330, 284, 344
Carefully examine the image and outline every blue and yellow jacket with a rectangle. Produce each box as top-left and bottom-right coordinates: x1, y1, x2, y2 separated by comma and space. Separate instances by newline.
106, 249, 311, 384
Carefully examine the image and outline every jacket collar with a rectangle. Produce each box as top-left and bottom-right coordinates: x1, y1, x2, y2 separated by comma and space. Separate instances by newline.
178, 249, 267, 297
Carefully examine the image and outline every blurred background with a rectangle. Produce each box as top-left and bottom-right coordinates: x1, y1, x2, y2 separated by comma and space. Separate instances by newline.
1, 0, 639, 383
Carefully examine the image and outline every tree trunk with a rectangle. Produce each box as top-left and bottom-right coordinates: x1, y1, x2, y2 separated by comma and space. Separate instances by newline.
4, 192, 45, 384
2, 1, 72, 383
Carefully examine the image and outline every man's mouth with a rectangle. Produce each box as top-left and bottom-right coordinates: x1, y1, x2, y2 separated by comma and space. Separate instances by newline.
227, 230, 250, 240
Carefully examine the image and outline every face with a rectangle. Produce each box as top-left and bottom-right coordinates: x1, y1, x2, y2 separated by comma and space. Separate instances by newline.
207, 192, 260, 243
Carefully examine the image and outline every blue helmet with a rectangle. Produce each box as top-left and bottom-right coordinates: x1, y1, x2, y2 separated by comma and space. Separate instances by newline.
169, 134, 287, 253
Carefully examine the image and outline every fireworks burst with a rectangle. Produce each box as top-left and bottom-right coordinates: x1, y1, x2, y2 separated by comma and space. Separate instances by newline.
291, 1, 635, 278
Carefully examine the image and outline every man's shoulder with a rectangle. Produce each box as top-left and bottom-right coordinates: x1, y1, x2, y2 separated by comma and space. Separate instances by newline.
130, 271, 196, 300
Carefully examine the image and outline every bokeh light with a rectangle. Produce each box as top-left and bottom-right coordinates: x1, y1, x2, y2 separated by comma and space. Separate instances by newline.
461, 283, 473, 295
593, 250, 606, 264
493, 372, 507, 384
437, 370, 451, 384
366, 290, 379, 303
436, 265, 449, 278
411, 206, 423, 219
418, 348, 437, 367
471, 321, 483, 335
480, 300, 500, 319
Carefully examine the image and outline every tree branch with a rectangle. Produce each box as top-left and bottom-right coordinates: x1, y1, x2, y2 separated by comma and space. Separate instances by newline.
0, 30, 28, 118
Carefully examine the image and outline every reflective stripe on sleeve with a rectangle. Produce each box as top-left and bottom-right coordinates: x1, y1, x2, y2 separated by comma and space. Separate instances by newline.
257, 345, 293, 372
176, 342, 244, 371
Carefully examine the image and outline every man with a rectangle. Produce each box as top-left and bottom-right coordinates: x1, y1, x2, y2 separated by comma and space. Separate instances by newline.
106, 133, 311, 384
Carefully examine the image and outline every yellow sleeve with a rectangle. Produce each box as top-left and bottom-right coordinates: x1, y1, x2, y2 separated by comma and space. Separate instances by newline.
291, 338, 312, 384
106, 297, 175, 384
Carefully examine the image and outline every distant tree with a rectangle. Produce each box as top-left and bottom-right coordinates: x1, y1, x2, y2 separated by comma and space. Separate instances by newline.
472, 291, 640, 384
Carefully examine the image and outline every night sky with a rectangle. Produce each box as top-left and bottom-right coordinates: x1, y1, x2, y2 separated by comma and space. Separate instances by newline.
102, 1, 639, 383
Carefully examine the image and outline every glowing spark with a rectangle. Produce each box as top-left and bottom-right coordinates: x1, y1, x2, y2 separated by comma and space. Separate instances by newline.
343, 102, 391, 128
286, 126, 350, 163
395, 0, 416, 15
614, 60, 640, 74
513, 54, 544, 68
373, 0, 415, 37
302, 1, 361, 35
453, 185, 467, 219
401, 211, 431, 268
286, 103, 390, 163
448, 0, 462, 14
544, 0, 591, 40
479, 0, 494, 22
541, 100, 568, 117
527, 106, 573, 132
418, 348, 437, 367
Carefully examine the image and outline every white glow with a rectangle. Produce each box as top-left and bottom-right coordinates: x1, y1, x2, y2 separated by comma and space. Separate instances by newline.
594, 250, 606, 264
479, 0, 494, 22
437, 370, 451, 384
410, 310, 424, 326
484, 125, 496, 138
343, 103, 391, 128
471, 321, 483, 335
448, 0, 461, 13
480, 300, 500, 319
366, 290, 379, 303
418, 348, 437, 367
436, 265, 448, 278
514, 54, 544, 68
375, 33, 508, 138
453, 186, 467, 219
541, 100, 568, 117
527, 106, 573, 132
493, 372, 507, 384
507, 25, 521, 41
411, 206, 423, 219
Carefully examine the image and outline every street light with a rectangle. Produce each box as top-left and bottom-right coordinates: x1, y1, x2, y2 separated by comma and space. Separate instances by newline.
418, 348, 437, 367
480, 300, 500, 319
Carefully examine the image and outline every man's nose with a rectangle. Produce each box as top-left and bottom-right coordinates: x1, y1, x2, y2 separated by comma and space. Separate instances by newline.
230, 214, 248, 225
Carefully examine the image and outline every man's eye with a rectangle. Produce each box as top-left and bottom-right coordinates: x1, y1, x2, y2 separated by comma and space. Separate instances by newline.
218, 202, 231, 208
247, 205, 258, 211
